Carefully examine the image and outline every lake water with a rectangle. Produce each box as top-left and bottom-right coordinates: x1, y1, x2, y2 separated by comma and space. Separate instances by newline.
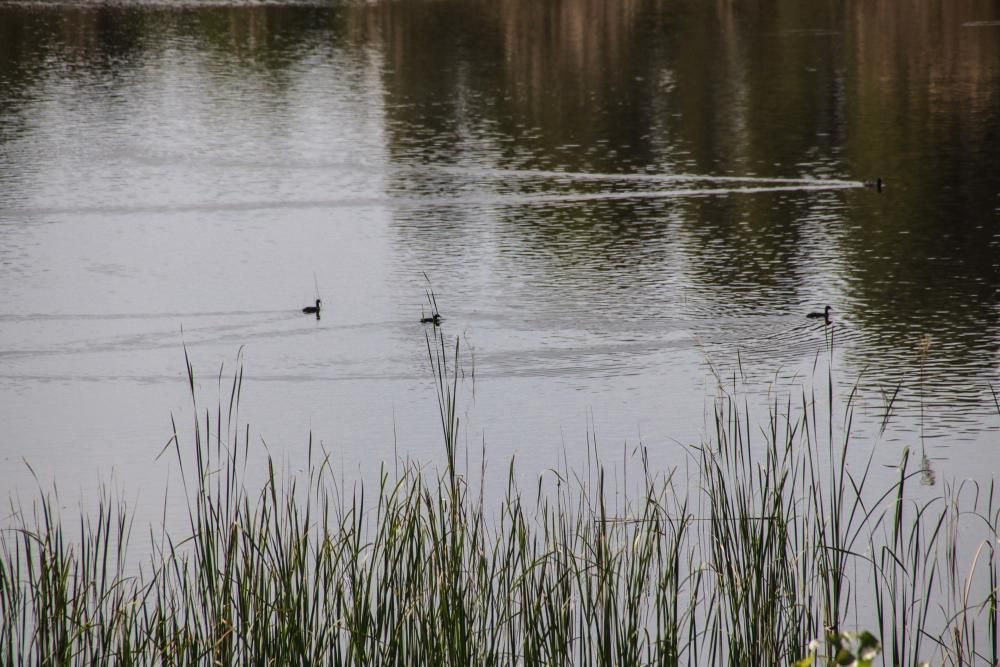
1, 0, 999, 512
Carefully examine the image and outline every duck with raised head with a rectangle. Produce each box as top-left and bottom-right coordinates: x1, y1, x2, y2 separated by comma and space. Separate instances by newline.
807, 305, 832, 324
302, 299, 321, 315
864, 177, 883, 193
421, 313, 442, 326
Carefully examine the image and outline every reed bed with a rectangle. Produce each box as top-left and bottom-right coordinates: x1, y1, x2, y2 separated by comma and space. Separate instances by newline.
1, 331, 998, 666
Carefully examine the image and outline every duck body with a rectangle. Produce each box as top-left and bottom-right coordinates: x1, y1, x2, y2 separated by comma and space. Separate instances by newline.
303, 299, 321, 314
807, 305, 832, 323
864, 177, 883, 193
421, 313, 442, 325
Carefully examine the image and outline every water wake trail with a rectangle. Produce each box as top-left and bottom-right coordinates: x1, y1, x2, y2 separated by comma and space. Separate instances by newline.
439, 165, 864, 188
493, 183, 859, 206
0, 177, 863, 220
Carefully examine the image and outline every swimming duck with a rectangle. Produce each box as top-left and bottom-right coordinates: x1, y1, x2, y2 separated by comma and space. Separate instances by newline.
864, 177, 883, 193
807, 305, 831, 323
421, 313, 442, 326
302, 299, 321, 315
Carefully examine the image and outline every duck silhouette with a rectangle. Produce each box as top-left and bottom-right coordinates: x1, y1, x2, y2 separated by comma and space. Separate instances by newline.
421, 312, 442, 326
807, 305, 831, 324
864, 177, 883, 193
302, 299, 321, 316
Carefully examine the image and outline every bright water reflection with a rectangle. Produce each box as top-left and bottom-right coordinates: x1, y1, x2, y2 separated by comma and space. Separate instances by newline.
1, 0, 999, 509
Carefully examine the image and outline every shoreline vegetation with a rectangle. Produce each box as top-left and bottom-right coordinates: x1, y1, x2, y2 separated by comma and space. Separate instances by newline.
2, 327, 998, 666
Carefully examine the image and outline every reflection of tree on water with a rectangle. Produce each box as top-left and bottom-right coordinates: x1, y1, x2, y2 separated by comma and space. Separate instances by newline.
369, 0, 1000, 393
1, 0, 999, 415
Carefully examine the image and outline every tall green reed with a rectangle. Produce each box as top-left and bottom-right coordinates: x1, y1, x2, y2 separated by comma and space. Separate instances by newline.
1, 324, 997, 665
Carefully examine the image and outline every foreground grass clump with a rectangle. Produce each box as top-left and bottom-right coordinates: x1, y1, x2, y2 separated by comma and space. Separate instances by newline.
1, 336, 999, 665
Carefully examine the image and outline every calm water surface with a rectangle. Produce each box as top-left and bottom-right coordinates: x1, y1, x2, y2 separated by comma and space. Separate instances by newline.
1, 0, 999, 509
